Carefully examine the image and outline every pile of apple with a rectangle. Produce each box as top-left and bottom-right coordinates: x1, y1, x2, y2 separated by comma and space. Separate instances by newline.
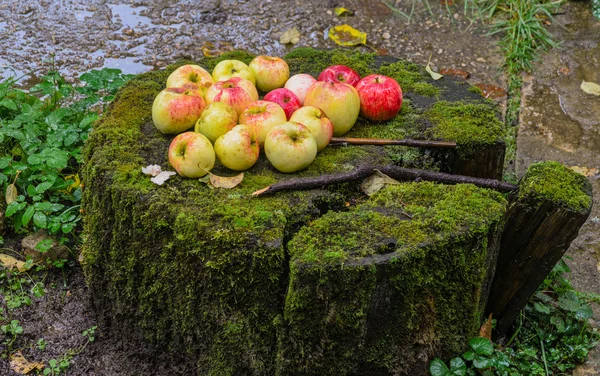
152, 56, 403, 178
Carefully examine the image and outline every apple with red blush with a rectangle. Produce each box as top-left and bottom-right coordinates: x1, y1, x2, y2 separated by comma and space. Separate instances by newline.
284, 74, 317, 104
249, 56, 290, 92
205, 77, 259, 116
263, 88, 302, 120
239, 100, 287, 146
318, 65, 361, 87
304, 81, 360, 136
355, 74, 403, 121
152, 87, 206, 134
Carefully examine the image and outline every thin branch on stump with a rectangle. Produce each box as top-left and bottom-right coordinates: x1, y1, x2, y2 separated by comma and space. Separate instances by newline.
329, 137, 457, 149
252, 164, 516, 196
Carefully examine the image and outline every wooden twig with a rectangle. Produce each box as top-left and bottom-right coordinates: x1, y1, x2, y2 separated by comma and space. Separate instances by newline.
329, 137, 457, 149
252, 164, 517, 196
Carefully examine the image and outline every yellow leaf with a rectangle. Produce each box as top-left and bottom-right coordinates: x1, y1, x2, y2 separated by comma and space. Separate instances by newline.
581, 80, 600, 96
280, 28, 301, 45
328, 25, 367, 46
569, 165, 599, 177
361, 170, 401, 196
63, 174, 81, 193
10, 351, 44, 374
0, 254, 30, 272
5, 183, 18, 204
210, 172, 244, 189
334, 7, 355, 16
426, 54, 443, 80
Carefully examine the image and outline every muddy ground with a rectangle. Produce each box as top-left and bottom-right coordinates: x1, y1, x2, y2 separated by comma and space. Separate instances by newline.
0, 0, 599, 375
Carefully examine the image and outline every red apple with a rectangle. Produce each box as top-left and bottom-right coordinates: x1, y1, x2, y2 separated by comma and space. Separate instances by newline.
263, 88, 302, 120
249, 56, 290, 92
239, 100, 287, 146
168, 132, 215, 178
284, 74, 317, 104
318, 65, 361, 87
304, 81, 360, 136
205, 77, 259, 116
355, 74, 403, 121
289, 106, 333, 151
152, 87, 206, 134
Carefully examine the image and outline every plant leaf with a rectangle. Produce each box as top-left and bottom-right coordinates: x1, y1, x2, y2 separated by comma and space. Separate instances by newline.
328, 24, 366, 46
334, 7, 355, 16
426, 55, 443, 80
280, 28, 301, 45
449, 357, 467, 375
581, 80, 600, 96
429, 358, 451, 376
0, 254, 30, 272
5, 183, 18, 204
361, 170, 401, 196
468, 337, 494, 356
9, 351, 44, 374
209, 172, 244, 189
150, 171, 176, 185
479, 313, 493, 340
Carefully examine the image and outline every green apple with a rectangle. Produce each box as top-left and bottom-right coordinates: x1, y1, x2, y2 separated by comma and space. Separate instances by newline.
289, 106, 333, 151
264, 122, 318, 173
214, 125, 260, 171
303, 81, 360, 136
168, 132, 215, 178
239, 100, 287, 146
205, 77, 259, 116
194, 102, 238, 144
212, 60, 256, 85
166, 64, 214, 98
152, 88, 206, 134
249, 55, 289, 92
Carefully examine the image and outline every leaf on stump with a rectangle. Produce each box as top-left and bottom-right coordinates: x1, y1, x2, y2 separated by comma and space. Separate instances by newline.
142, 165, 176, 185
0, 254, 30, 272
334, 7, 355, 16
361, 170, 401, 196
474, 83, 507, 99
5, 183, 18, 205
439, 68, 470, 79
425, 55, 443, 80
210, 172, 244, 189
581, 80, 600, 96
328, 25, 366, 46
479, 313, 493, 340
9, 352, 44, 374
280, 28, 301, 45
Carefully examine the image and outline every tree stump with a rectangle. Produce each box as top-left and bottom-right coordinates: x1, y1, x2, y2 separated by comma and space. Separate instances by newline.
82, 49, 511, 375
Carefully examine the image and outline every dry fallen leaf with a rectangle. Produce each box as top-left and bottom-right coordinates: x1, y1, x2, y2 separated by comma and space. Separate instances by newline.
9, 352, 44, 374
361, 170, 401, 196
142, 165, 177, 185
280, 28, 301, 45
334, 7, 355, 16
141, 164, 162, 177
201, 41, 234, 57
425, 54, 443, 81
0, 254, 30, 272
439, 68, 470, 79
569, 165, 599, 177
328, 24, 367, 46
557, 66, 570, 76
479, 313, 493, 340
5, 183, 17, 205
581, 80, 600, 96
210, 172, 244, 189
474, 83, 507, 99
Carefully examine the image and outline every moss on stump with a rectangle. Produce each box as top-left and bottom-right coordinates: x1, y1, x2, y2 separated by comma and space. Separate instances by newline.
82, 48, 508, 375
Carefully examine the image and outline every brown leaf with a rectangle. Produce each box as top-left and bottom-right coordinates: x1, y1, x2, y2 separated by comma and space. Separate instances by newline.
5, 183, 18, 205
0, 254, 30, 272
9, 351, 44, 374
439, 68, 470, 79
208, 172, 244, 189
376, 48, 389, 56
557, 66, 570, 76
202, 41, 234, 57
361, 170, 401, 196
479, 313, 493, 340
328, 24, 367, 46
569, 166, 599, 177
474, 83, 507, 99
280, 28, 301, 45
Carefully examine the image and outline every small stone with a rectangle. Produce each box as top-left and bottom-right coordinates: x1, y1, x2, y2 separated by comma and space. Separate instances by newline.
383, 32, 390, 39
22, 230, 70, 266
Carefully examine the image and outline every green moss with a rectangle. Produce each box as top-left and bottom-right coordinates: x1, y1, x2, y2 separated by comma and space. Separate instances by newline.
468, 85, 484, 96
283, 48, 374, 77
377, 61, 439, 96
518, 161, 592, 212
427, 100, 504, 157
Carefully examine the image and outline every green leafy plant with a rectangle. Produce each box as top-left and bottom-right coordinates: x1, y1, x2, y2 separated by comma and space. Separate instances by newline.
37, 338, 48, 351
1, 319, 23, 355
429, 259, 600, 376
0, 67, 133, 245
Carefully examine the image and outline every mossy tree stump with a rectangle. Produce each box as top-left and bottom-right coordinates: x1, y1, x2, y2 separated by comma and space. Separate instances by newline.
81, 49, 522, 375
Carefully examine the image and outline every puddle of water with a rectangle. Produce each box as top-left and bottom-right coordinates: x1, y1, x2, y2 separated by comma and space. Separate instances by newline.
109, 4, 150, 28
74, 9, 95, 21
103, 57, 152, 75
